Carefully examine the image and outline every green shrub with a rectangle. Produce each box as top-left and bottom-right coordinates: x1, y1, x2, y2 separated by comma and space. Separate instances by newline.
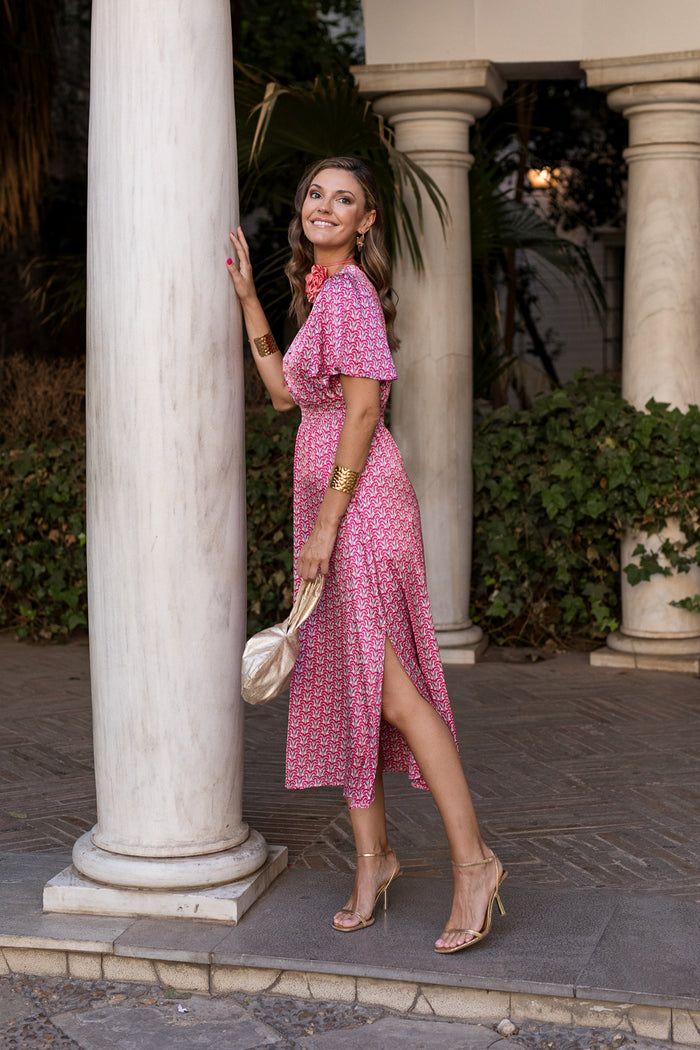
3, 373, 698, 648
0, 439, 88, 639
244, 405, 297, 634
0, 409, 298, 641
472, 373, 700, 646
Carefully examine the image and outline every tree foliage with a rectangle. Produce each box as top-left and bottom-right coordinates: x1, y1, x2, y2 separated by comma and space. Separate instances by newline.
232, 0, 363, 80
0, 1, 57, 249
472, 374, 700, 646
469, 85, 610, 400
529, 79, 628, 233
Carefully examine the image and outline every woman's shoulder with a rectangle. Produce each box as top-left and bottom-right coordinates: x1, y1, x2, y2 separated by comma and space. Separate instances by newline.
337, 263, 377, 294
321, 264, 381, 311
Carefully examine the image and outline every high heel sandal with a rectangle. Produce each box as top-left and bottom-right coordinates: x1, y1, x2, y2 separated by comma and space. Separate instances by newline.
434, 853, 507, 954
332, 849, 402, 932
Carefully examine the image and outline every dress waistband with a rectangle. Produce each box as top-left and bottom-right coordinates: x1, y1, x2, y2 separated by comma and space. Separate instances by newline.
299, 401, 387, 416
299, 402, 344, 419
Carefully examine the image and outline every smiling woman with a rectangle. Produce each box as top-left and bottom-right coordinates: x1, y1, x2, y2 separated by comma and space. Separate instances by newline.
226, 156, 507, 955
284, 158, 398, 355
301, 171, 375, 262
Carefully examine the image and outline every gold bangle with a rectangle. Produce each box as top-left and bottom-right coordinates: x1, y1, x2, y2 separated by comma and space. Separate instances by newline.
328, 465, 359, 495
252, 331, 280, 358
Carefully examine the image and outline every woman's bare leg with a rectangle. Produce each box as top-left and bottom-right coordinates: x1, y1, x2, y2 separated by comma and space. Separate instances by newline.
332, 764, 401, 929
381, 637, 503, 950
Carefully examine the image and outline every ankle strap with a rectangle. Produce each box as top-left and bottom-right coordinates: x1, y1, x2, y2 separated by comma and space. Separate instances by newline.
452, 854, 495, 868
357, 849, 392, 858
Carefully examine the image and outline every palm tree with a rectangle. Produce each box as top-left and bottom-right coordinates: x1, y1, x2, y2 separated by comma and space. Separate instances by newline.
470, 143, 606, 399
233, 65, 448, 334
470, 84, 606, 401
237, 68, 606, 399
0, 0, 57, 250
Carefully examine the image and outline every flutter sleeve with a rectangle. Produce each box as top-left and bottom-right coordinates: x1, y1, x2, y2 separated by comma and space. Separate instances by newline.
317, 270, 397, 382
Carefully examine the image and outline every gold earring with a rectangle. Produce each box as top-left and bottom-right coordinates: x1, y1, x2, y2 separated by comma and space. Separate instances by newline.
356, 231, 365, 250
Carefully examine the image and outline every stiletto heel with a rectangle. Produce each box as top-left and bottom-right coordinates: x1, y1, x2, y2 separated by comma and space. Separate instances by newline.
332, 848, 402, 932
434, 853, 507, 954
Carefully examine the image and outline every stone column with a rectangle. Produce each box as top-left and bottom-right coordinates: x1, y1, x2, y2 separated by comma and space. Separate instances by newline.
43, 0, 286, 921
584, 60, 700, 673
353, 62, 504, 662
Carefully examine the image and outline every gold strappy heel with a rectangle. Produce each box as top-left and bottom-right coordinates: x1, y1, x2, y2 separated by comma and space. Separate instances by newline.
332, 848, 402, 932
434, 853, 507, 954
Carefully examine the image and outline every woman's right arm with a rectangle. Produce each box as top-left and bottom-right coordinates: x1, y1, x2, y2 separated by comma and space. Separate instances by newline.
227, 227, 296, 412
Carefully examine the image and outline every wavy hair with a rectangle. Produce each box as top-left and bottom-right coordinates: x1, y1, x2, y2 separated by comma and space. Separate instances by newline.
284, 156, 399, 352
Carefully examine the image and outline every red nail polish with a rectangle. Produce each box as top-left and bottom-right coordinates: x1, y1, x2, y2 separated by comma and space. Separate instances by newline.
226, 258, 232, 265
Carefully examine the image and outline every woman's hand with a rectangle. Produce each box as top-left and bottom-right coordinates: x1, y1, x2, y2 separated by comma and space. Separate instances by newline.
296, 520, 339, 580
226, 227, 258, 305
226, 227, 295, 410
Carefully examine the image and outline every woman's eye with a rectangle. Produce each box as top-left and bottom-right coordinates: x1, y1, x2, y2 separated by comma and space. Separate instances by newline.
337, 197, 351, 205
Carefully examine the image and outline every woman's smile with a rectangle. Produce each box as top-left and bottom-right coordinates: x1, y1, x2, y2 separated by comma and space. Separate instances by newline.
301, 167, 374, 263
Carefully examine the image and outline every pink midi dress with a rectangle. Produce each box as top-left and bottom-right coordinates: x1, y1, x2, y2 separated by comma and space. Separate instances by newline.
282, 263, 458, 808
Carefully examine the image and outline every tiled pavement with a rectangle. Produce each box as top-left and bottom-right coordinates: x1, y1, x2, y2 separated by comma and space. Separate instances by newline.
0, 634, 699, 1048
2, 635, 698, 900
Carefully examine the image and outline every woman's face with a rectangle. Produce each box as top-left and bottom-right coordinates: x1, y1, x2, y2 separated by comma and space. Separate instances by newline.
301, 167, 376, 262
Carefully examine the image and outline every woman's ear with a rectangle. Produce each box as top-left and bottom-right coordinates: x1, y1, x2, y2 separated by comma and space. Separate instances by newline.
359, 209, 377, 235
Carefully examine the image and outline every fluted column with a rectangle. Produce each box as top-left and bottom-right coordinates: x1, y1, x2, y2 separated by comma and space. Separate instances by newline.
353, 63, 504, 662
585, 71, 700, 672
44, 0, 286, 920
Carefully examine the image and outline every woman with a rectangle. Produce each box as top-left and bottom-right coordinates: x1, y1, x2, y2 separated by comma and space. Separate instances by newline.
227, 156, 506, 953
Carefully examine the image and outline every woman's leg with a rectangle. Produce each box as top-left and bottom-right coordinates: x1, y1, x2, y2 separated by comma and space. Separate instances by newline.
332, 764, 401, 929
381, 637, 504, 950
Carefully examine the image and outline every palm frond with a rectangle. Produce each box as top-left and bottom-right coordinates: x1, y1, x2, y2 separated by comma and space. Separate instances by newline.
498, 196, 606, 322
470, 157, 606, 323
236, 67, 448, 270
23, 254, 86, 330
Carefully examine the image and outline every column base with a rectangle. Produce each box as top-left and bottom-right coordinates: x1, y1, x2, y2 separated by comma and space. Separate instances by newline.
71, 827, 270, 890
591, 630, 700, 674
43, 844, 287, 923
437, 624, 489, 665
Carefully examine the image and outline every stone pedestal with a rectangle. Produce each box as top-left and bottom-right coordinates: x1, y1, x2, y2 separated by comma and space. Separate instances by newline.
352, 62, 505, 663
44, 0, 279, 919
583, 64, 700, 672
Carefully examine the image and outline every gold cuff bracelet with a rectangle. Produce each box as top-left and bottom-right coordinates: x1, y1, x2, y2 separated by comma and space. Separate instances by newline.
328, 465, 359, 495
252, 331, 280, 358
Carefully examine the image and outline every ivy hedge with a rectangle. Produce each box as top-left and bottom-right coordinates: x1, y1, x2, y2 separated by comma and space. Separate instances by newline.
472, 373, 700, 644
2, 374, 698, 645
0, 440, 88, 639
244, 405, 297, 635
0, 410, 298, 641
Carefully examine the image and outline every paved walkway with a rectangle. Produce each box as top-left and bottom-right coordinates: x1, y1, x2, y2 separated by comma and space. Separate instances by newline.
0, 634, 698, 1048
2, 637, 697, 898
0, 972, 677, 1049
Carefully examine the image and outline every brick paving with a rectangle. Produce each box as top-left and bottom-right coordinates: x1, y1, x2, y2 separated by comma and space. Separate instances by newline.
0, 635, 698, 901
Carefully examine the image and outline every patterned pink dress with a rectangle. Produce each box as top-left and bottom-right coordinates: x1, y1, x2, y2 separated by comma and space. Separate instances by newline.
282, 263, 458, 808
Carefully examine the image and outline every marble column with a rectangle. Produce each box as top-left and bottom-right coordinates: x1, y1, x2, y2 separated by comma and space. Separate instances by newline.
584, 70, 700, 672
353, 63, 504, 662
43, 0, 286, 921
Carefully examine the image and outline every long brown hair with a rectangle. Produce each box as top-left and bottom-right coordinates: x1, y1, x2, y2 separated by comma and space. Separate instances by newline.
284, 156, 399, 352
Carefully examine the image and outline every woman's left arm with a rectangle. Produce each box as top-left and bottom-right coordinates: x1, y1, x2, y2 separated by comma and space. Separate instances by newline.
295, 375, 381, 580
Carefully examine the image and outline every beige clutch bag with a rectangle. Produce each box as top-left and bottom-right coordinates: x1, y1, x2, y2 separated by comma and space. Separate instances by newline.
241, 574, 324, 706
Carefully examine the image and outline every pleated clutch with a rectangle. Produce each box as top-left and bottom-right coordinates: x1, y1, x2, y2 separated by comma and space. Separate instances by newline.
240, 574, 324, 706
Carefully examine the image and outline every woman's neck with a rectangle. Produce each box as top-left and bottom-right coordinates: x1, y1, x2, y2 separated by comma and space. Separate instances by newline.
313, 253, 355, 274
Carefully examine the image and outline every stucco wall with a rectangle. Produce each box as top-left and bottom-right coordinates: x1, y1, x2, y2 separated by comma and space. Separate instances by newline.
362, 0, 700, 71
